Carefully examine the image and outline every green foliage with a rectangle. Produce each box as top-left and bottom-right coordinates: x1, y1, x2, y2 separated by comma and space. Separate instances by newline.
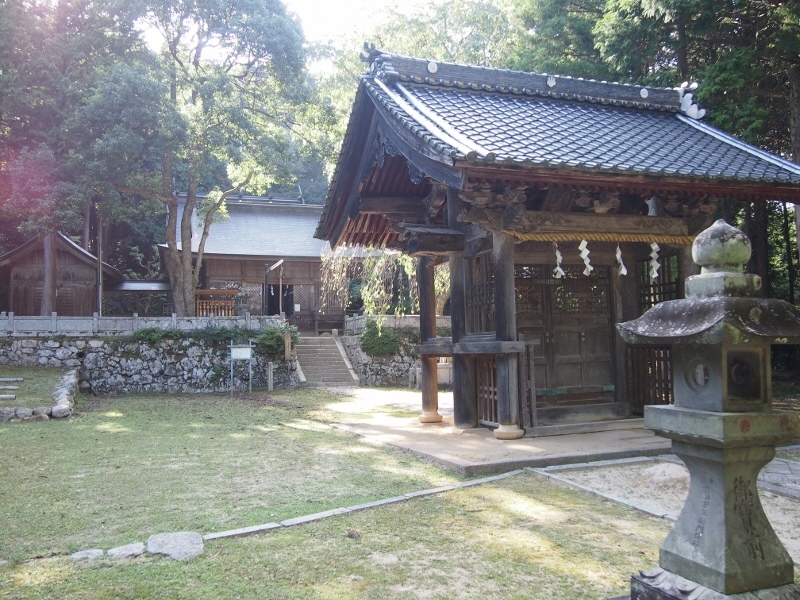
130, 327, 183, 344
254, 323, 299, 356
360, 320, 402, 357
372, 0, 523, 67
130, 325, 297, 351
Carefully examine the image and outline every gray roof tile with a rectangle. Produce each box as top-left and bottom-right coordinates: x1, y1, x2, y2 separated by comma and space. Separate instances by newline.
362, 58, 800, 185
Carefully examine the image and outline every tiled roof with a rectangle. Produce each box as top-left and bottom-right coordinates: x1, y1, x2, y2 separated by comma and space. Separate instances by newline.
178, 198, 325, 259
364, 53, 800, 184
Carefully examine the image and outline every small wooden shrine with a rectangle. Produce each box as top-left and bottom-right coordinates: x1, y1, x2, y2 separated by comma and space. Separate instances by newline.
0, 232, 122, 316
315, 48, 800, 437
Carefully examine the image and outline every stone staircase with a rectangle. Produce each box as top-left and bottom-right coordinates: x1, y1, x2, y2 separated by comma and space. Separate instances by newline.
295, 335, 359, 387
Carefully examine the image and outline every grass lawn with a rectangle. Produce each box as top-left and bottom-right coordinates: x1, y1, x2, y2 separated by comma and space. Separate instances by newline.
0, 389, 460, 564
0, 367, 63, 409
0, 472, 673, 599
1, 385, 795, 599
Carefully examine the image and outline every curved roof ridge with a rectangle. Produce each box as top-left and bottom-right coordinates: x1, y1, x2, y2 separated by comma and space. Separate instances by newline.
366, 48, 687, 114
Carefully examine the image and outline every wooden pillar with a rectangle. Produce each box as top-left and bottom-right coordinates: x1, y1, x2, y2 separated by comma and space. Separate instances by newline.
612, 243, 639, 415
447, 187, 477, 428
493, 232, 524, 439
418, 255, 442, 423
40, 232, 57, 316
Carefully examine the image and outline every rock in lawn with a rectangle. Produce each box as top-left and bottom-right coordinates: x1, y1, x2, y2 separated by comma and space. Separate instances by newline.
146, 532, 203, 561
51, 404, 72, 418
107, 542, 145, 559
0, 560, 8, 567
71, 549, 104, 561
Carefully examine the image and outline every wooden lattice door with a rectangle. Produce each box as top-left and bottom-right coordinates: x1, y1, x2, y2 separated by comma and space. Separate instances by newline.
516, 265, 614, 405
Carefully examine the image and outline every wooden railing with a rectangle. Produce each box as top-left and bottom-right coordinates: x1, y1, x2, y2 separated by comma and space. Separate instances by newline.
194, 289, 237, 317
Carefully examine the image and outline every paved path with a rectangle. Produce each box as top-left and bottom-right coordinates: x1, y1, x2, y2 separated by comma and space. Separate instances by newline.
759, 452, 800, 500
322, 386, 671, 475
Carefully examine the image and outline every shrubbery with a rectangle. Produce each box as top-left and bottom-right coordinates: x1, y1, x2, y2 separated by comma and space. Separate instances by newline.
130, 324, 299, 358
360, 320, 402, 357
359, 320, 452, 358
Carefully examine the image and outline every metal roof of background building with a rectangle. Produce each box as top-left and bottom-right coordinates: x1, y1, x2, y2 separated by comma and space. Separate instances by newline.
176, 195, 326, 259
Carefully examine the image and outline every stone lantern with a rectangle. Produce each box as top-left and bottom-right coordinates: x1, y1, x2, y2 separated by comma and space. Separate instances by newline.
617, 220, 800, 599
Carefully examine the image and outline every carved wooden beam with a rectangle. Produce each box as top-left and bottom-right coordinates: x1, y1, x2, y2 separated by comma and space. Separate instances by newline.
541, 187, 575, 212
459, 184, 526, 207
459, 207, 689, 237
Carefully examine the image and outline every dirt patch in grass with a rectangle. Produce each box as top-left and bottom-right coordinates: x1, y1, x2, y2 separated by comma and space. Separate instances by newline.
0, 366, 62, 409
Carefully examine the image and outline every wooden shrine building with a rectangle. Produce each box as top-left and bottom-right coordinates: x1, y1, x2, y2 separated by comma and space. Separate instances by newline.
0, 232, 122, 316
315, 49, 800, 438
171, 193, 340, 331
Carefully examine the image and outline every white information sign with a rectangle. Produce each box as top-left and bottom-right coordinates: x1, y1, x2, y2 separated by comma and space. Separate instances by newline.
231, 346, 253, 360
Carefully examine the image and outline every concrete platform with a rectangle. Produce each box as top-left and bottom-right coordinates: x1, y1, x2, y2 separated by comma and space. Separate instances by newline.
325, 387, 671, 475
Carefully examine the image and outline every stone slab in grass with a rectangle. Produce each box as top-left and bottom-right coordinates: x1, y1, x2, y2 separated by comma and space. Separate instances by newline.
70, 549, 104, 561
203, 523, 282, 541
107, 542, 145, 559
146, 532, 203, 561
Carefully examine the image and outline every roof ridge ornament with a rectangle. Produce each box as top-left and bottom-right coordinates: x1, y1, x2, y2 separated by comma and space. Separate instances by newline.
676, 83, 707, 119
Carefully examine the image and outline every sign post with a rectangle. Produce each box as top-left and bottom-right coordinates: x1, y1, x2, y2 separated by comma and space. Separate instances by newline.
229, 340, 254, 394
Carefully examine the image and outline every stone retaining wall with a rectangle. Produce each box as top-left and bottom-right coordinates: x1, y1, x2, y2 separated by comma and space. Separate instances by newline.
0, 368, 78, 422
340, 335, 419, 387
0, 338, 296, 395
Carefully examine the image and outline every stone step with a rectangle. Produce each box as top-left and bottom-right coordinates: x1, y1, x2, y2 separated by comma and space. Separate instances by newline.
296, 346, 340, 352
295, 336, 358, 386
0, 378, 23, 383
300, 361, 350, 373
297, 343, 338, 349
0, 395, 16, 400
0, 386, 19, 390
302, 371, 353, 379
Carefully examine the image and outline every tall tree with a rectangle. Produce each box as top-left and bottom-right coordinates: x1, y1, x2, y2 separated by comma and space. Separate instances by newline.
372, 0, 522, 67
0, 0, 144, 311
513, 0, 615, 79
83, 0, 306, 316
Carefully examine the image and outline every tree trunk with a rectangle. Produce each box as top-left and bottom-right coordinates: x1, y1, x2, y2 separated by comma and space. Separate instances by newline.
790, 65, 800, 294
82, 203, 92, 251
782, 202, 795, 305
179, 179, 198, 317
96, 218, 103, 316
40, 232, 57, 315
753, 201, 769, 296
